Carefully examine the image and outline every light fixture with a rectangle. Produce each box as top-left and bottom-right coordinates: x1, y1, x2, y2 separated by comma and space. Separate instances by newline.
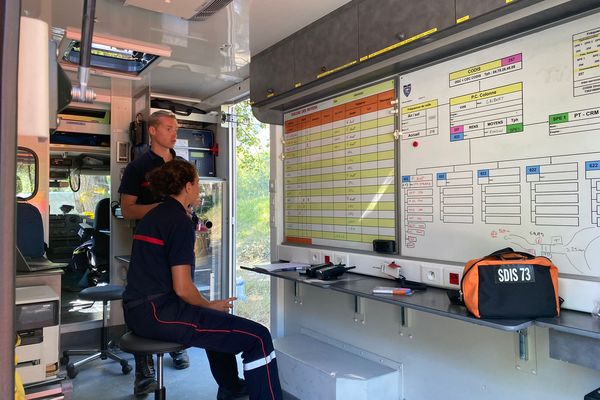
57, 26, 172, 80
18, 16, 49, 137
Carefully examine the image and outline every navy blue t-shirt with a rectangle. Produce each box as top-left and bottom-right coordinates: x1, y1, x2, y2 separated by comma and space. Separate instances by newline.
118, 149, 177, 205
123, 197, 196, 302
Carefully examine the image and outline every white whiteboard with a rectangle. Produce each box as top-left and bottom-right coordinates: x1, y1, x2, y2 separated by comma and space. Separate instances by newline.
282, 80, 397, 251
399, 11, 600, 279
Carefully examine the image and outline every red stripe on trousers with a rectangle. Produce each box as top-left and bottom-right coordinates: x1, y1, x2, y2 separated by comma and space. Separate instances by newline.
149, 302, 276, 400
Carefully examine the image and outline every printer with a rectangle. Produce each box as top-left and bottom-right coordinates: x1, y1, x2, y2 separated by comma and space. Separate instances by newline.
15, 286, 60, 384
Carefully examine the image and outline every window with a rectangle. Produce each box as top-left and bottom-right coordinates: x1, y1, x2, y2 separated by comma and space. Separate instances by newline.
233, 100, 271, 327
49, 174, 110, 218
62, 41, 160, 75
16, 147, 38, 200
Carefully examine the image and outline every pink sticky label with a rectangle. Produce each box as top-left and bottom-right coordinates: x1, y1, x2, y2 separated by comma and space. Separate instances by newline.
501, 53, 522, 66
450, 125, 464, 134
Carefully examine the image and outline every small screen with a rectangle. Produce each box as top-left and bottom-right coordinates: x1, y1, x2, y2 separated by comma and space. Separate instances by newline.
16, 301, 58, 331
190, 151, 205, 158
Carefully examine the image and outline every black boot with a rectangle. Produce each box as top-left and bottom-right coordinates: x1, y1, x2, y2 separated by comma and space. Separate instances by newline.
169, 349, 190, 370
217, 379, 248, 400
134, 354, 158, 396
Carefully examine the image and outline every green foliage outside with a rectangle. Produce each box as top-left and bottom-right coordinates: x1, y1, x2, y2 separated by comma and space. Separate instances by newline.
233, 100, 271, 327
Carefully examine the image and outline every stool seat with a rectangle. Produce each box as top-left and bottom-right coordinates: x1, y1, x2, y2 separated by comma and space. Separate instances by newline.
62, 284, 131, 379
79, 284, 124, 302
120, 332, 186, 400
120, 332, 186, 356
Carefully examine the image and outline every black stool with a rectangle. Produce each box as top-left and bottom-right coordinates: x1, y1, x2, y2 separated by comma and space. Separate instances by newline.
120, 331, 187, 400
62, 284, 132, 378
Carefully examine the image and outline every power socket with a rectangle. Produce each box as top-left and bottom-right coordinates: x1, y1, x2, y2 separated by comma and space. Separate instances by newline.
332, 252, 349, 266
309, 250, 323, 264
421, 265, 443, 286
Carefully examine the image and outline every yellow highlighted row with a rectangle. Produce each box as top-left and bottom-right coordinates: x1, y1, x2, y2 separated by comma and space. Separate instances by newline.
573, 32, 600, 44
401, 99, 438, 114
285, 117, 395, 145
286, 184, 394, 196
285, 216, 395, 227
332, 80, 395, 105
450, 59, 502, 80
450, 82, 522, 106
285, 168, 394, 184
286, 230, 395, 243
285, 133, 395, 157
284, 142, 394, 161
286, 162, 395, 175
286, 201, 396, 211
285, 132, 394, 150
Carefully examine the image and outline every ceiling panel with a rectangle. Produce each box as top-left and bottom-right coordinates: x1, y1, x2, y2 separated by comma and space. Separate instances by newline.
24, 0, 350, 101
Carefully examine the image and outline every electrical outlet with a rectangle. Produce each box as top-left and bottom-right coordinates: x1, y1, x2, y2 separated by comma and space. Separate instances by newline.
421, 265, 443, 286
444, 267, 463, 287
382, 260, 402, 279
309, 250, 322, 264
332, 252, 349, 266
322, 251, 334, 264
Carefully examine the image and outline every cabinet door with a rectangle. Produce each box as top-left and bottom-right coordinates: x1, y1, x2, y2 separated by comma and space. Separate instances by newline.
250, 39, 295, 104
456, 0, 510, 23
358, 0, 455, 60
293, 2, 359, 86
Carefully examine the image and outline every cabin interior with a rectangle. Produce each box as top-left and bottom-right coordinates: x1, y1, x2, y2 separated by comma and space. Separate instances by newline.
2, 0, 600, 399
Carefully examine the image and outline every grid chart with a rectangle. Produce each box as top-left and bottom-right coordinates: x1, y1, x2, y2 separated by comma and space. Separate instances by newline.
283, 80, 397, 251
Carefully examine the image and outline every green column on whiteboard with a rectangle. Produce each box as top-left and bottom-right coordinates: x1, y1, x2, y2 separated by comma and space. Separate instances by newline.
506, 123, 523, 133
549, 112, 569, 124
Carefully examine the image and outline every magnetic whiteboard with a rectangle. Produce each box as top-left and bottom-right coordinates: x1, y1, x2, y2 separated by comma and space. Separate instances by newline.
399, 12, 600, 279
283, 80, 397, 251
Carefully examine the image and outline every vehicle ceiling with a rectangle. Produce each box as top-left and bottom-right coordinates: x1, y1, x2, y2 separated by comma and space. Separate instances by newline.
21, 0, 351, 103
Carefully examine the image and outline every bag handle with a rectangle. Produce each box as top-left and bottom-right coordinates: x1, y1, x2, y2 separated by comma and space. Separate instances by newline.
487, 247, 535, 260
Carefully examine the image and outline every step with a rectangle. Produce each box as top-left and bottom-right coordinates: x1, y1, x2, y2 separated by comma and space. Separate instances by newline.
274, 334, 400, 400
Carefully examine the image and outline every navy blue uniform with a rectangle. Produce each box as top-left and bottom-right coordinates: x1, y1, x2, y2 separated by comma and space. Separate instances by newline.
119, 149, 244, 391
118, 149, 177, 204
123, 197, 283, 400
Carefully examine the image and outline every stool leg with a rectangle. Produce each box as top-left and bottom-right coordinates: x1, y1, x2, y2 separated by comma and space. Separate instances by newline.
100, 300, 108, 356
155, 353, 166, 400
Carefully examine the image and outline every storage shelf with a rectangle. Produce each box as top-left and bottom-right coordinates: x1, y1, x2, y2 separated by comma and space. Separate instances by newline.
244, 266, 600, 338
241, 266, 533, 332
536, 311, 600, 340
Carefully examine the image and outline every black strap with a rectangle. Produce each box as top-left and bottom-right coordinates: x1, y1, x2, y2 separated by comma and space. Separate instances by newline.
395, 274, 428, 291
488, 247, 535, 260
447, 289, 464, 305
123, 293, 168, 310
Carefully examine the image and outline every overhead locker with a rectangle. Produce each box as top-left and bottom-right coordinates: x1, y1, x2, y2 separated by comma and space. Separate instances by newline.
455, 0, 512, 23
358, 0, 455, 61
250, 39, 295, 104
293, 2, 359, 86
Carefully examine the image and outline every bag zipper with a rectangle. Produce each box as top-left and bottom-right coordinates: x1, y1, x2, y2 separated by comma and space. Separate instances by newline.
459, 257, 484, 302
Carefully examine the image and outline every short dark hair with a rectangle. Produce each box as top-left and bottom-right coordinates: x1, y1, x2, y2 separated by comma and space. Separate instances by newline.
148, 159, 197, 197
148, 110, 177, 129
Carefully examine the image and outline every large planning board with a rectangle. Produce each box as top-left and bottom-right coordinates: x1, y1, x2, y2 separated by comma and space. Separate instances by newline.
283, 80, 397, 251
282, 11, 600, 281
400, 12, 600, 279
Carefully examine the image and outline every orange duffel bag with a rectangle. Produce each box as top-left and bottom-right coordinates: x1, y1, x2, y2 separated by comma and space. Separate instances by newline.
460, 248, 560, 319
